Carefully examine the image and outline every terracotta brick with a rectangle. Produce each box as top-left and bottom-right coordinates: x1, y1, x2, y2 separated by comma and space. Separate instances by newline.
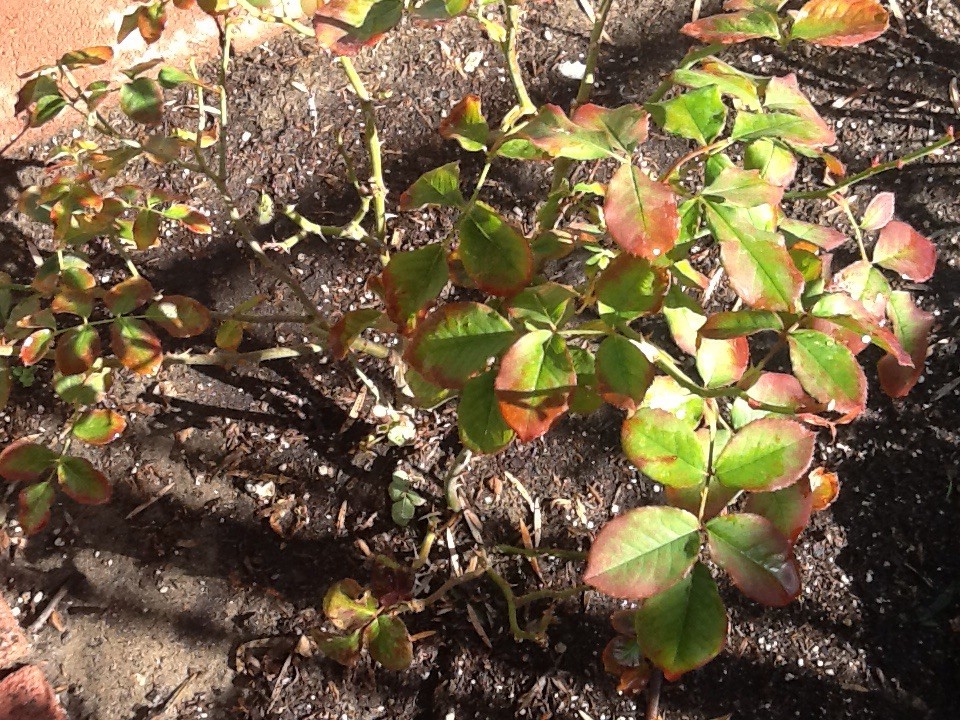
0, 595, 28, 669
0, 666, 67, 720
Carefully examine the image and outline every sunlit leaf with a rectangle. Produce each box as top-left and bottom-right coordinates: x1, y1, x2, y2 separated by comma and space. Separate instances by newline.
146, 296, 211, 338
681, 8, 781, 44
323, 579, 377, 630
59, 46, 114, 68
571, 103, 649, 154
641, 375, 704, 428
744, 477, 813, 544
700, 310, 784, 339
743, 139, 798, 186
72, 409, 127, 446
860, 192, 895, 232
507, 283, 576, 331
19, 329, 54, 366
830, 260, 890, 319
329, 308, 383, 360
780, 217, 846, 251
808, 466, 840, 511
514, 105, 616, 160
789, 0, 888, 47
605, 163, 680, 260
105, 276, 155, 315
399, 162, 465, 210
872, 220, 936, 282
696, 336, 749, 388
456, 203, 532, 296
0, 440, 57, 483
878, 291, 933, 398
672, 61, 762, 110
596, 254, 669, 325
55, 324, 101, 375
111, 317, 163, 376
647, 86, 727, 146
714, 417, 815, 491
622, 408, 707, 488
788, 329, 866, 415
702, 166, 784, 208
120, 78, 164, 125
365, 615, 413, 670
58, 456, 111, 504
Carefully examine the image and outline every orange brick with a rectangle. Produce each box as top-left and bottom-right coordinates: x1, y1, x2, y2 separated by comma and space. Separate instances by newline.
0, 665, 67, 720
0, 595, 28, 669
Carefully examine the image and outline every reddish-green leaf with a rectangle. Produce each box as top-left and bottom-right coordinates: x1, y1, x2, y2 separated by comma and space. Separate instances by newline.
605, 163, 680, 261
744, 477, 813, 544
439, 95, 489, 152
405, 303, 515, 389
860, 192, 895, 232
743, 139, 797, 187
507, 283, 576, 331
714, 417, 815, 492
830, 260, 890, 319
19, 329, 54, 366
105, 276, 156, 315
381, 244, 449, 329
697, 336, 749, 388
323, 579, 377, 630
731, 110, 834, 148
495, 330, 574, 442
789, 0, 888, 46
706, 513, 800, 606
672, 60, 762, 111
55, 367, 112, 407
809, 466, 840, 511
458, 370, 514, 454
120, 78, 164, 125
733, 371, 816, 427
663, 287, 706, 356
313, 0, 401, 55
571, 103, 649, 154
19, 482, 55, 535
703, 166, 784, 208
55, 325, 101, 375
780, 217, 846, 251
364, 615, 413, 670
788, 329, 866, 415
59, 45, 114, 68
329, 308, 383, 360
146, 296, 211, 338
761, 74, 836, 147
111, 317, 163, 376
584, 506, 701, 599
647, 86, 727, 147
635, 562, 727, 681
0, 441, 58, 483
164, 204, 212, 234
700, 310, 784, 339
878, 291, 933, 398
456, 203, 532, 296
515, 105, 616, 160
399, 163, 464, 210
72, 409, 127, 446
311, 629, 362, 666
622, 408, 707, 488
596, 335, 654, 411
872, 220, 936, 282
596, 254, 669, 325
642, 376, 705, 428
810, 293, 912, 365
57, 456, 111, 504
681, 9, 781, 44
664, 474, 737, 523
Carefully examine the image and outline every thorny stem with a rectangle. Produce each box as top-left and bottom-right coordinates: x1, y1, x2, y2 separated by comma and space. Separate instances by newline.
501, 1, 537, 117
784, 132, 956, 200
164, 343, 324, 366
515, 583, 590, 608
494, 545, 588, 561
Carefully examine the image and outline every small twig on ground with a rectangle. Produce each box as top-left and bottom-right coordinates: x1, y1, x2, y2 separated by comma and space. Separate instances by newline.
125, 481, 176, 520
146, 669, 202, 720
28, 580, 72, 634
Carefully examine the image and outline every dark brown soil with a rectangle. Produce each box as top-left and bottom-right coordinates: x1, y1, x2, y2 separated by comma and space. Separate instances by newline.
1, 1, 959, 719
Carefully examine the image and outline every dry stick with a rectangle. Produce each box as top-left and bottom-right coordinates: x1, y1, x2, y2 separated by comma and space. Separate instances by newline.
27, 581, 71, 634
645, 668, 663, 720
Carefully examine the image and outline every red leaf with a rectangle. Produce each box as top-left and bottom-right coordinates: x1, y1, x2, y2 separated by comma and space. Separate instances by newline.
878, 291, 934, 398
873, 220, 936, 282
860, 192, 895, 232
790, 0, 889, 47
604, 164, 680, 261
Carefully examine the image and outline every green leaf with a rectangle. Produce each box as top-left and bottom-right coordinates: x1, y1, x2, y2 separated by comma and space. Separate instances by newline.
120, 77, 164, 124
706, 513, 800, 606
697, 336, 749, 388
365, 615, 413, 670
744, 478, 814, 544
596, 254, 669, 325
831, 260, 890, 319
878, 291, 933, 399
731, 111, 831, 147
714, 417, 815, 491
328, 308, 384, 360
809, 293, 911, 364
646, 86, 727, 146
641, 375, 704, 428
458, 370, 515, 454
789, 0, 889, 47
672, 61, 762, 110
788, 329, 866, 415
779, 217, 846, 251
622, 408, 707, 488
604, 163, 680, 260
681, 8, 782, 45
57, 456, 111, 504
381, 244, 449, 328
311, 629, 362, 666
18, 482, 55, 535
596, 335, 654, 411
439, 95, 489, 152
110, 317, 163, 376
702, 166, 784, 208
744, 139, 798, 187
59, 45, 114, 68
323, 579, 377, 631
456, 203, 532, 296
700, 310, 784, 339
405, 302, 515, 389
495, 330, 575, 443
635, 563, 727, 681
568, 347, 603, 415
54, 367, 112, 406
105, 277, 155, 316
399, 162, 465, 210
157, 67, 196, 89
0, 440, 57, 482
663, 286, 706, 355
584, 506, 701, 599
570, 103, 649, 154
72, 409, 127, 446
507, 282, 576, 331
30, 93, 67, 127
146, 296, 211, 338
400, 366, 454, 410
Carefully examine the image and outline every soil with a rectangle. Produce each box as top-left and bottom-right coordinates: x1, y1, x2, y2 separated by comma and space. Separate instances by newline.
1, 1, 959, 719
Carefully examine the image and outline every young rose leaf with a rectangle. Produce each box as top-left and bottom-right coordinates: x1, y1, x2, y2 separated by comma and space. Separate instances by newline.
364, 615, 413, 670
0, 440, 57, 483
872, 220, 936, 282
830, 260, 890, 319
329, 308, 383, 360
596, 335, 654, 411
696, 336, 749, 388
120, 78, 164, 125
731, 111, 834, 147
707, 513, 800, 606
439, 95, 489, 152
642, 375, 705, 428
311, 629, 362, 666
700, 310, 784, 339
646, 86, 727, 146
681, 8, 781, 44
672, 61, 762, 111
19, 482, 55, 534
809, 293, 911, 365
664, 474, 738, 523
405, 302, 515, 389
789, 0, 888, 47
323, 579, 377, 630
604, 163, 680, 261
584, 506, 701, 599
515, 105, 616, 160
780, 217, 846, 251
55, 325, 101, 375
495, 330, 574, 443
380, 244, 449, 329
55, 367, 112, 407
132, 209, 162, 250
714, 417, 815, 491
507, 283, 576, 331
788, 329, 867, 415
456, 203, 532, 296
105, 276, 156, 315
19, 329, 54, 366
146, 296, 211, 338
111, 317, 163, 376
744, 477, 813, 544
860, 192, 895, 232
622, 408, 707, 488
568, 347, 603, 415
743, 139, 798, 187
596, 254, 669, 325
458, 370, 514, 454
702, 166, 784, 208
809, 466, 840, 511
399, 162, 465, 210
733, 371, 816, 427
72, 409, 127, 446
878, 291, 934, 398
571, 103, 649, 154
57, 456, 111, 504
635, 562, 727, 681
705, 203, 803, 311
59, 45, 114, 68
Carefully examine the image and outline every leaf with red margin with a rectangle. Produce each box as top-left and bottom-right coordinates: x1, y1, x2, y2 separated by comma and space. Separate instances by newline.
19, 482, 55, 535
830, 260, 890, 319
458, 370, 515, 454
19, 329, 54, 366
364, 615, 413, 670
495, 330, 574, 443
0, 441, 58, 482
696, 336, 749, 388
57, 456, 111, 504
55, 325, 101, 375
398, 163, 465, 210
584, 506, 701, 600
456, 202, 532, 296
878, 291, 934, 398
762, 74, 837, 147
596, 254, 669, 325
788, 329, 867, 415
405, 302, 515, 389
744, 477, 814, 544
860, 192, 895, 232
164, 204, 212, 234
663, 286, 706, 355
779, 217, 846, 251
873, 220, 936, 282
146, 296, 211, 338
681, 9, 781, 44
313, 0, 402, 56
323, 579, 377, 630
570, 103, 649, 154
744, 139, 797, 186
647, 86, 727, 147
111, 317, 163, 376
809, 466, 840, 511
635, 563, 727, 681
329, 308, 384, 360
595, 335, 654, 411
514, 105, 616, 160
703, 166, 784, 208
744, 371, 817, 412
439, 95, 489, 152
604, 163, 680, 261
602, 636, 651, 695
700, 310, 785, 339
789, 0, 889, 47
72, 409, 127, 446
59, 45, 114, 68
621, 408, 707, 489
105, 276, 156, 315
672, 60, 763, 111
380, 244, 449, 329
714, 417, 815, 491
810, 293, 912, 366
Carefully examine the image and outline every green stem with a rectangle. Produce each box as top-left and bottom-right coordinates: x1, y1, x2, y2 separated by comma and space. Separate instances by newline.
515, 583, 590, 608
165, 343, 324, 366
485, 568, 549, 642
501, 1, 536, 116
236, 0, 316, 36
